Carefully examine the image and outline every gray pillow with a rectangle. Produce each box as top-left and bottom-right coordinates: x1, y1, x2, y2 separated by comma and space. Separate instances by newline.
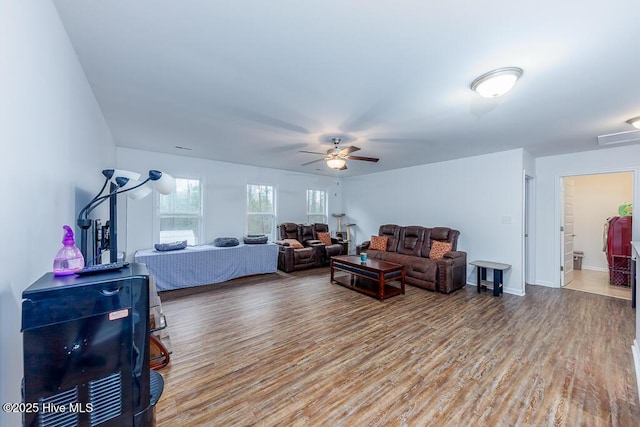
213, 237, 240, 247
155, 240, 187, 251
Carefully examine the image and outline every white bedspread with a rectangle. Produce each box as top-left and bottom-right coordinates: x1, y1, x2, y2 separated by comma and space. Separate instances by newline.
134, 243, 278, 291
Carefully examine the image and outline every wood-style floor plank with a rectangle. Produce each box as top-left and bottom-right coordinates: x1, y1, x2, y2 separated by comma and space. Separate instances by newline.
154, 268, 639, 426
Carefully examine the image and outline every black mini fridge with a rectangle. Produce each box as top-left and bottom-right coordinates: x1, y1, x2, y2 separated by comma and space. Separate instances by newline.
21, 263, 163, 427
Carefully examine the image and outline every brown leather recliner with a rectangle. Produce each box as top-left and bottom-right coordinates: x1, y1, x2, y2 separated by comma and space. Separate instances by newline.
274, 222, 345, 272
313, 223, 345, 262
357, 224, 466, 294
274, 222, 321, 272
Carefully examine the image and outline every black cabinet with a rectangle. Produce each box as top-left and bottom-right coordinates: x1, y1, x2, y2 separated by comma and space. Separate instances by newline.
21, 263, 162, 427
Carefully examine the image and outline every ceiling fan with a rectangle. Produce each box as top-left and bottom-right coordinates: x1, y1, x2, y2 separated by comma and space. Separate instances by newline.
299, 137, 380, 170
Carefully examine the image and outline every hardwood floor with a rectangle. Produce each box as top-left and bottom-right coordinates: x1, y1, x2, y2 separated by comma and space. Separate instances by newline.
155, 268, 639, 426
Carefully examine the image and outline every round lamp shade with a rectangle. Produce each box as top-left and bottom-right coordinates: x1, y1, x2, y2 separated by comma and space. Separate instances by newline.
471, 67, 523, 98
326, 158, 346, 169
149, 170, 176, 195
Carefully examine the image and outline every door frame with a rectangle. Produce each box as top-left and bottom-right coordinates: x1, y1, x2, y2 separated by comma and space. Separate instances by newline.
560, 177, 575, 287
556, 168, 636, 288
524, 174, 535, 285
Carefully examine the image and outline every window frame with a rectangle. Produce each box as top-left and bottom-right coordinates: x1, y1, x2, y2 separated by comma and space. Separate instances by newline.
306, 188, 328, 224
246, 183, 276, 240
154, 176, 204, 245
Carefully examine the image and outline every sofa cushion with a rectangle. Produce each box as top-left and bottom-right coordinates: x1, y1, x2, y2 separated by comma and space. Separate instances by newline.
317, 232, 332, 246
366, 249, 385, 259
378, 224, 400, 252
397, 226, 425, 256
431, 227, 451, 240
283, 238, 303, 249
278, 222, 299, 240
430, 227, 459, 250
300, 224, 316, 243
370, 235, 388, 251
418, 228, 432, 256
293, 246, 315, 262
429, 241, 452, 259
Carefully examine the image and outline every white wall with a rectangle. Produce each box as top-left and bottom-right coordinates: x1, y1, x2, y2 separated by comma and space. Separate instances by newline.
117, 148, 343, 256
570, 173, 633, 271
342, 149, 526, 295
534, 145, 639, 287
0, 1, 116, 425
523, 149, 536, 177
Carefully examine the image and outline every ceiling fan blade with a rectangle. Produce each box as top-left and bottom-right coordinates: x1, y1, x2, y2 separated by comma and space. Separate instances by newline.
301, 158, 326, 166
338, 146, 360, 155
345, 155, 379, 162
299, 150, 326, 155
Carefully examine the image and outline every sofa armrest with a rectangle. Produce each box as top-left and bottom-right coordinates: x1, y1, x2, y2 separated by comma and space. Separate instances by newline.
356, 241, 371, 255
276, 244, 296, 272
436, 251, 467, 293
443, 251, 465, 261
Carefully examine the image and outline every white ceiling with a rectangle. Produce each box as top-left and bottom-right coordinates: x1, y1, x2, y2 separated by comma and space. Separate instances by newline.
52, 0, 640, 177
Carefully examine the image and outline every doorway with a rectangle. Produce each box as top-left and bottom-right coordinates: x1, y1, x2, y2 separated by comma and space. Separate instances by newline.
560, 171, 634, 300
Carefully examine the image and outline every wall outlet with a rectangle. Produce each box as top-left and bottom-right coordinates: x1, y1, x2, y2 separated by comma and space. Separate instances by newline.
502, 216, 512, 224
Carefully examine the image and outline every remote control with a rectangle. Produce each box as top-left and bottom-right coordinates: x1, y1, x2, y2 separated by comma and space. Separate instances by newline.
76, 262, 129, 275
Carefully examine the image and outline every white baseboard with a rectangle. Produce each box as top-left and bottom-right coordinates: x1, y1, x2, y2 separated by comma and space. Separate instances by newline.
505, 287, 525, 296
582, 266, 608, 272
533, 280, 557, 288
633, 340, 640, 403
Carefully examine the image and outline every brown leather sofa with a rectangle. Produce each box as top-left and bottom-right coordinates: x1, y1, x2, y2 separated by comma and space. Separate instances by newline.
275, 222, 345, 272
357, 224, 466, 293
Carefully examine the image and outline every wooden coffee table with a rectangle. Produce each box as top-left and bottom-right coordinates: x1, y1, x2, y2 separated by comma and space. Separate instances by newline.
330, 255, 405, 301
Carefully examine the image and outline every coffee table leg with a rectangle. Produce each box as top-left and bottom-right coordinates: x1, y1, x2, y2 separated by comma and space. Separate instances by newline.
401, 268, 405, 294
330, 259, 334, 283
378, 273, 384, 300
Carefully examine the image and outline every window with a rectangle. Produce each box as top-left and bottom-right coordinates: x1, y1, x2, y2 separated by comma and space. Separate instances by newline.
158, 178, 202, 245
247, 184, 275, 240
307, 189, 327, 224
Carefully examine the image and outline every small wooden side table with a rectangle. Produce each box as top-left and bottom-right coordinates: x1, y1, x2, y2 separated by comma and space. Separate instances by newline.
470, 260, 511, 297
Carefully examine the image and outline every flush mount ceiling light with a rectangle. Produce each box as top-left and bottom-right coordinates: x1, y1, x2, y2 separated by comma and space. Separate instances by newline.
471, 67, 523, 98
326, 158, 346, 169
626, 116, 640, 129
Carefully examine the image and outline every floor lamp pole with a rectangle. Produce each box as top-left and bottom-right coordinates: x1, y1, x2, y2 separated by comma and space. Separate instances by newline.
109, 182, 118, 263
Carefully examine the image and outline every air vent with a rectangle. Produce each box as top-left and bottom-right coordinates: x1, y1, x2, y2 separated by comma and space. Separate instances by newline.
89, 372, 122, 426
39, 387, 79, 427
597, 130, 640, 146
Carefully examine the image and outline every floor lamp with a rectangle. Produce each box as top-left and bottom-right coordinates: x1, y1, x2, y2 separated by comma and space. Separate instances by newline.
76, 169, 176, 265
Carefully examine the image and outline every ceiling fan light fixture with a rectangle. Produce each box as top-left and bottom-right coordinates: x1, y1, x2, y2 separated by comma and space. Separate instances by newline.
327, 158, 346, 169
626, 116, 640, 129
471, 67, 523, 98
